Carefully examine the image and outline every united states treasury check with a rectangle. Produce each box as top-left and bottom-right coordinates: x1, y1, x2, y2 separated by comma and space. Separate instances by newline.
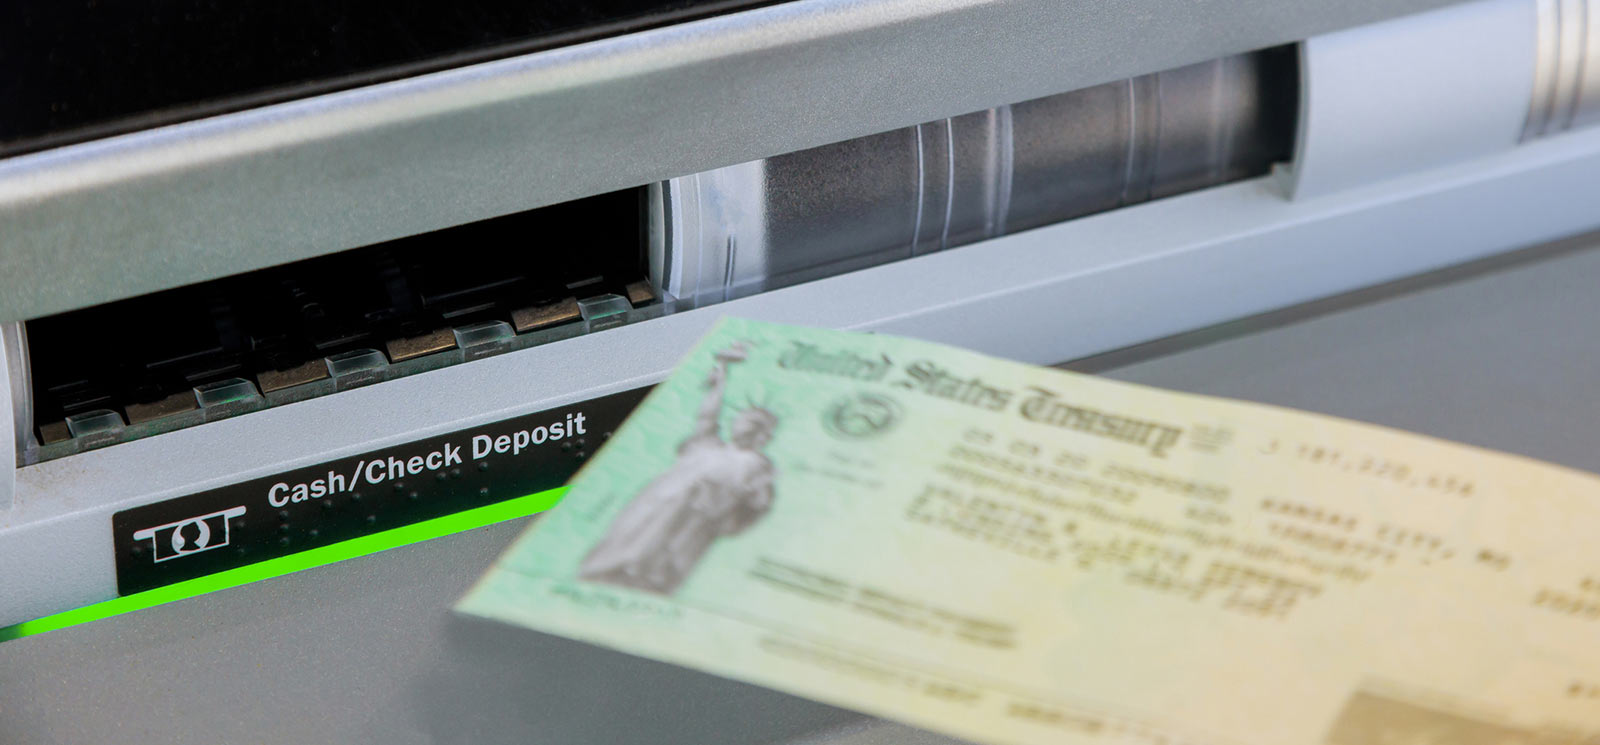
459, 317, 1600, 745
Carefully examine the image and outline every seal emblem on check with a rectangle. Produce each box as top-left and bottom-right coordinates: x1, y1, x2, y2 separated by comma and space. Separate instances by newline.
824, 392, 902, 439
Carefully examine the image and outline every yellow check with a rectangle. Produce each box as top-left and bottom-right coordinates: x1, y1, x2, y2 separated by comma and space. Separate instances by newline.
459, 317, 1600, 745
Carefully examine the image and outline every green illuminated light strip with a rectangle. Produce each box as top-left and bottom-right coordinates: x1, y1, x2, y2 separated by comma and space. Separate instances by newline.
0, 487, 568, 643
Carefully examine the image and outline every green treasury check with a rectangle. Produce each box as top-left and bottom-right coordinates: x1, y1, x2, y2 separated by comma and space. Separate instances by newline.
458, 317, 1600, 745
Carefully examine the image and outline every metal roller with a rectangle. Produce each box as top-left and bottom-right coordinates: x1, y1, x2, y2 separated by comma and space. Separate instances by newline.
1524, 0, 1600, 139
660, 47, 1298, 305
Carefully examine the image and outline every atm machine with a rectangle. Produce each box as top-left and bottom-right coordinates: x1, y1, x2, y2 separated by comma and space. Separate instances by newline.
1, 0, 1598, 741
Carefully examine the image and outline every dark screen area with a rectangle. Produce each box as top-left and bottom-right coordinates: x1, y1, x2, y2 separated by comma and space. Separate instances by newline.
0, 0, 777, 157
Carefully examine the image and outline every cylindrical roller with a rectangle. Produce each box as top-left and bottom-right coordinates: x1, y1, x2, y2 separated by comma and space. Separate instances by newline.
661, 47, 1297, 304
1524, 0, 1600, 139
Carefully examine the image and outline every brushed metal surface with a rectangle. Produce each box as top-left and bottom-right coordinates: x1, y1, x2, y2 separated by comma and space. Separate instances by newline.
0, 0, 1463, 323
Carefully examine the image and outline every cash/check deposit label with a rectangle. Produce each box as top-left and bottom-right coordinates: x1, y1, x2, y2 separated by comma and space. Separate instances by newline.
111, 387, 649, 595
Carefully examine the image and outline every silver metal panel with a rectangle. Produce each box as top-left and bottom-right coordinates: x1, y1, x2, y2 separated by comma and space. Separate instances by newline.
0, 325, 14, 508
0, 0, 1465, 323
1290, 0, 1535, 198
6, 215, 1600, 745
4, 122, 1600, 628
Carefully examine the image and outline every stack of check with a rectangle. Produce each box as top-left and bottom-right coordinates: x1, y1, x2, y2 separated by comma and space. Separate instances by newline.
459, 317, 1600, 745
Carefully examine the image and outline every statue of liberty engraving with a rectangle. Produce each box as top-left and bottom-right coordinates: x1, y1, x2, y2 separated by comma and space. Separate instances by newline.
578, 343, 778, 595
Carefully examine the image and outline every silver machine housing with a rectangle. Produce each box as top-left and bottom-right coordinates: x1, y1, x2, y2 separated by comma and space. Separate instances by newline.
2, 0, 1600, 628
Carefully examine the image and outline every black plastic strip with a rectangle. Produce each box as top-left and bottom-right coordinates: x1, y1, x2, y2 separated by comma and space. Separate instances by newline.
112, 386, 650, 595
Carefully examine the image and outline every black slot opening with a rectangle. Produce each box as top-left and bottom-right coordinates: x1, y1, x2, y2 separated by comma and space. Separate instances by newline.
25, 187, 649, 444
